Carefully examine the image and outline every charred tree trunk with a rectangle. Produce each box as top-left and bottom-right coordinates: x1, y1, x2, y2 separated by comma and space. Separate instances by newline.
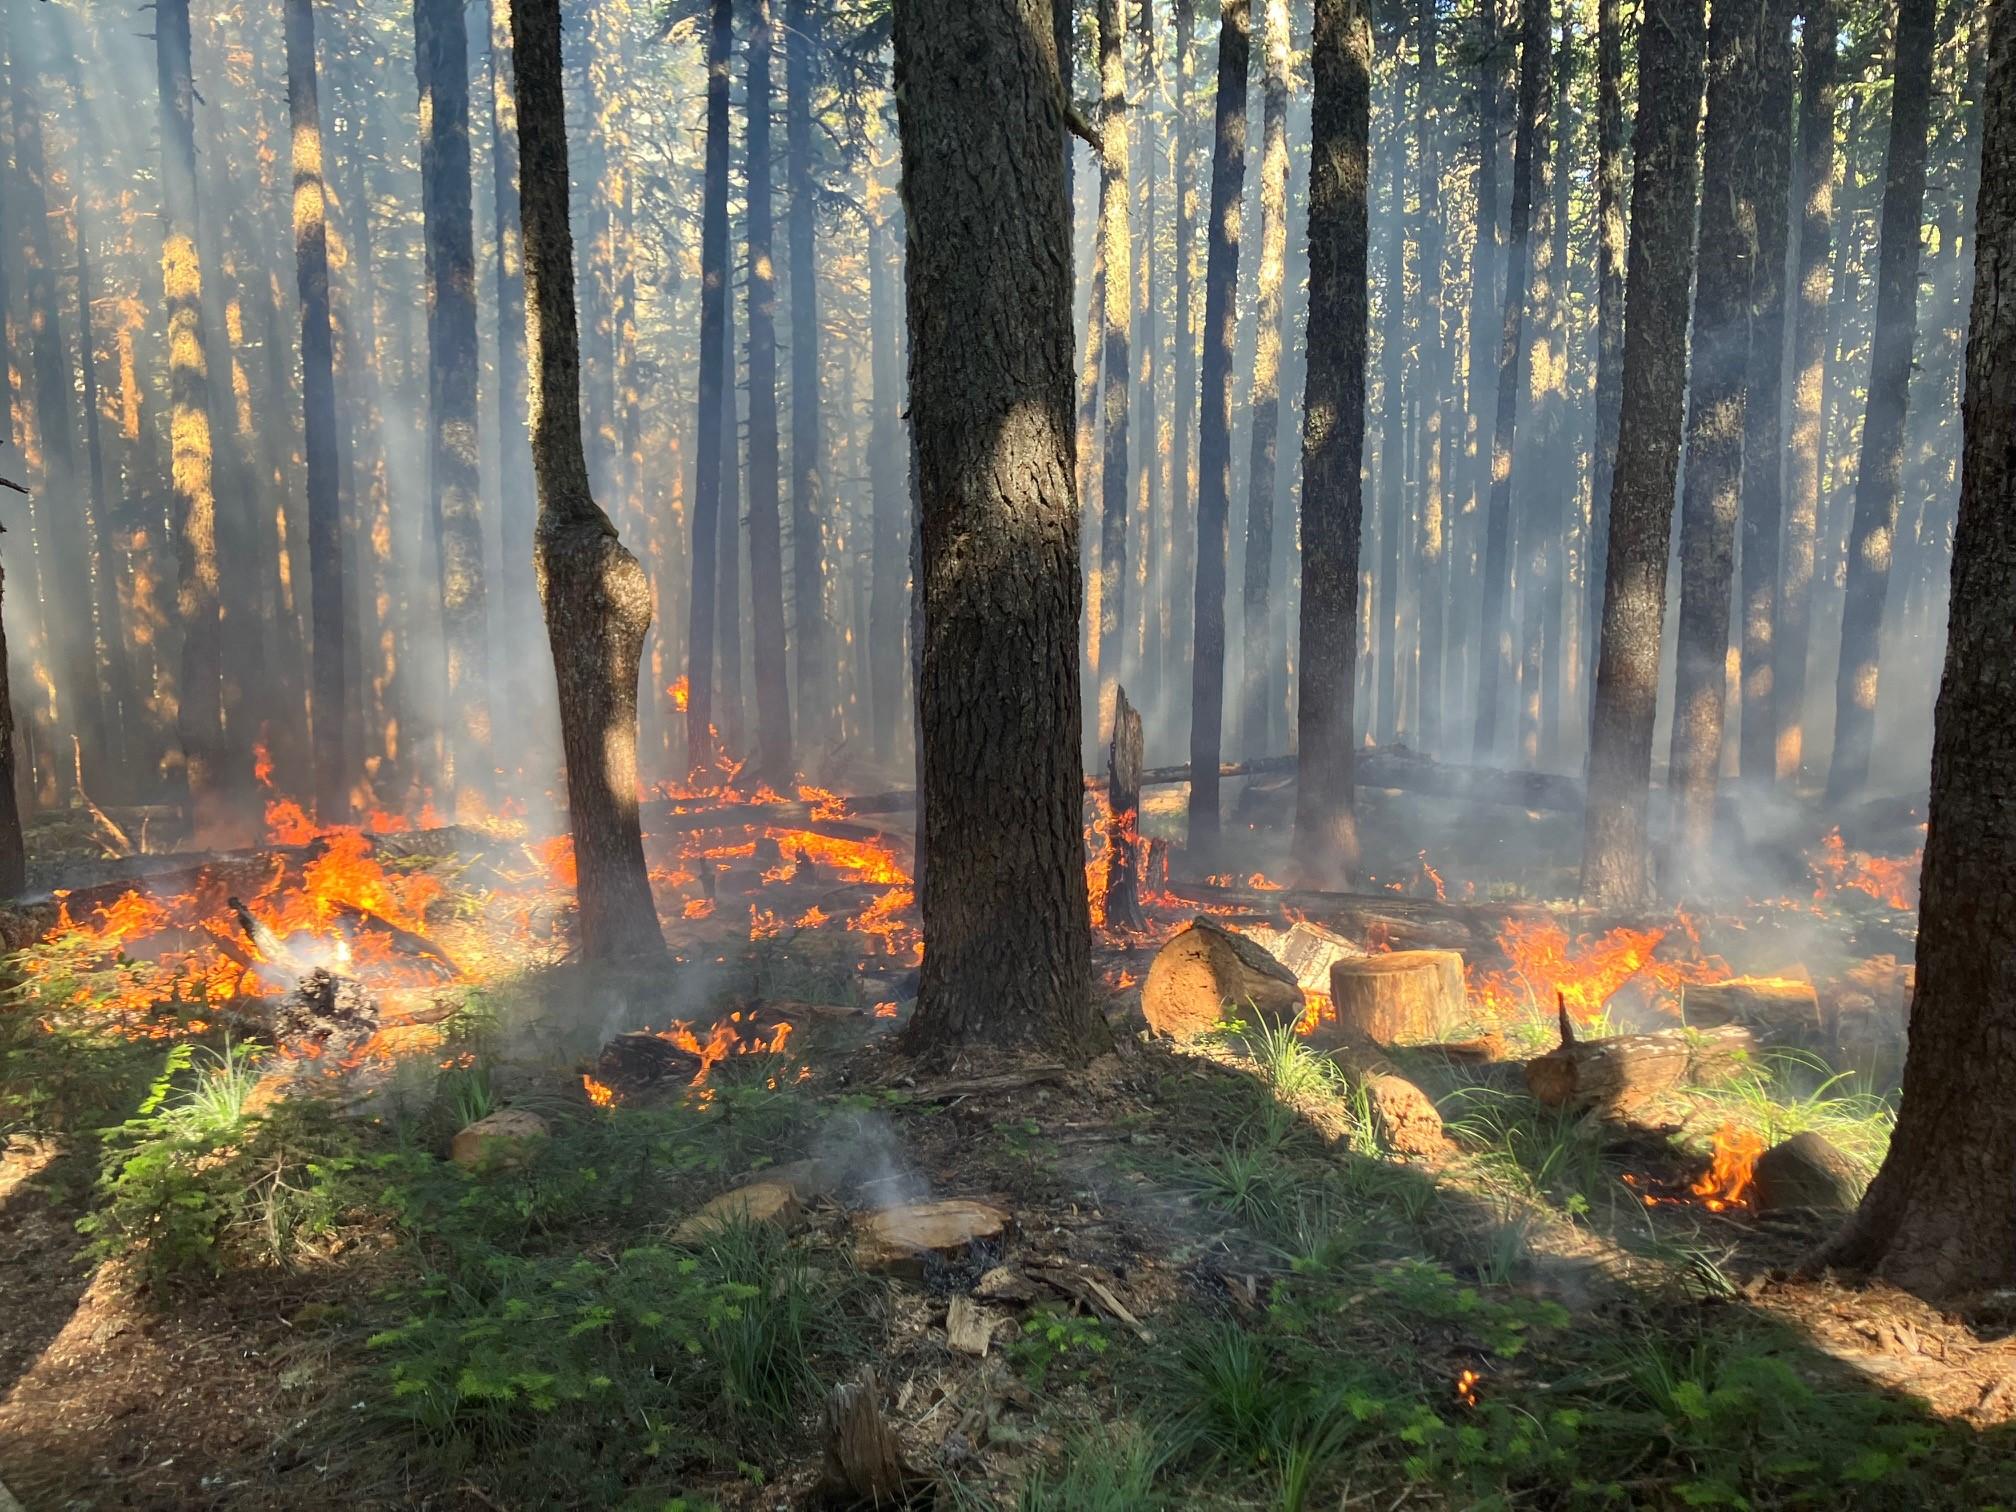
1665, 0, 1765, 887
509, 0, 664, 961
1736, 0, 1797, 789
416, 0, 492, 803
1464, 5, 1503, 716
1188, 0, 1250, 855
745, 0, 793, 785
1473, 0, 1547, 760
1579, 0, 1708, 909
1414, 0, 1448, 755
1094, 0, 1132, 738
1375, 55, 1407, 747
785, 0, 827, 749
1776, 0, 1836, 784
891, 0, 1109, 1061
1106, 685, 1145, 931
1516, 0, 1563, 768
1239, 0, 1290, 760
1825, 0, 1938, 802
1586, 0, 1626, 715
285, 0, 348, 825
1812, 0, 2016, 1298
686, 0, 733, 777
1292, 0, 1371, 886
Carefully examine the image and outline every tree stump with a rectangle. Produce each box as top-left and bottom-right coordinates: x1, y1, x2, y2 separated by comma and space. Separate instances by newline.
1105, 685, 1146, 932
1524, 1023, 1754, 1114
1141, 917, 1305, 1040
1753, 1131, 1863, 1213
853, 1199, 1012, 1275
1324, 950, 1467, 1045
815, 1369, 927, 1508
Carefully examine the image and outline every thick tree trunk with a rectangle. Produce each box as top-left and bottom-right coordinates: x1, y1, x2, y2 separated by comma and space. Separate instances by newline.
1586, 0, 1625, 716
1094, 0, 1132, 739
284, 0, 348, 825
1736, 0, 1797, 789
509, 0, 664, 962
745, 0, 793, 785
686, 0, 733, 777
1188, 0, 1250, 854
1473, 0, 1547, 759
1665, 0, 1765, 888
1515, 0, 1563, 768
891, 0, 1109, 1061
1239, 0, 1290, 760
1812, 0, 2016, 1297
1825, 0, 1938, 802
1776, 0, 1836, 784
416, 0, 492, 804
1414, 0, 1448, 755
786, 0, 827, 748
1375, 56, 1407, 747
1579, 0, 1708, 909
1293, 0, 1371, 886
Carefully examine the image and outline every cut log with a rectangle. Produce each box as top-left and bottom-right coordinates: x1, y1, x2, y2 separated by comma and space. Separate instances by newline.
1681, 979, 1821, 1036
1324, 950, 1467, 1046
450, 1108, 550, 1169
1325, 1034, 1454, 1161
1243, 918, 1365, 997
816, 1370, 927, 1508
1752, 1132, 1863, 1213
672, 1180, 802, 1243
1141, 917, 1304, 1041
598, 1030, 704, 1090
1105, 685, 1146, 932
853, 1199, 1012, 1274
1524, 1024, 1755, 1113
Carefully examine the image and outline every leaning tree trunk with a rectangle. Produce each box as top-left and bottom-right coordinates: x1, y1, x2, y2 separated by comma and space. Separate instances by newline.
1811, 0, 2016, 1298
1579, 0, 1709, 910
891, 0, 1110, 1062
1473, 0, 1548, 760
1825, 0, 1938, 803
416, 0, 493, 806
1665, 0, 1765, 889
1188, 0, 1250, 855
1736, 0, 1797, 790
1094, 0, 1132, 741
1775, 0, 1835, 784
1293, 0, 1371, 887
1414, 0, 1448, 756
285, 0, 348, 824
785, 0, 827, 748
1239, 0, 1290, 760
686, 0, 733, 777
509, 0, 664, 962
745, 0, 793, 785
1585, 0, 1626, 716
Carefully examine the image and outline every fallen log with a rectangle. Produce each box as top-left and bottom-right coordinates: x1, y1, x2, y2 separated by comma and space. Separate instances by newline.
1680, 978, 1821, 1037
1325, 950, 1468, 1045
1524, 1019, 1755, 1114
1161, 879, 1545, 953
1141, 916, 1305, 1040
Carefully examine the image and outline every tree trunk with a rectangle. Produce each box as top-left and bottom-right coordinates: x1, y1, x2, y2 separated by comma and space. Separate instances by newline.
1106, 685, 1145, 931
786, 0, 827, 749
745, 0, 793, 785
416, 0, 492, 805
0, 544, 20, 894
1239, 0, 1289, 759
1168, 0, 1199, 721
1811, 0, 2016, 1298
686, 0, 733, 777
1094, 0, 1132, 740
1463, 5, 1504, 726
1188, 0, 1250, 855
1825, 0, 1938, 802
868, 200, 906, 765
509, 0, 664, 962
1414, 0, 1448, 756
1586, 0, 1625, 717
284, 0, 348, 825
1515, 0, 1562, 768
718, 259, 747, 752
1473, 0, 1547, 760
1776, 0, 1836, 784
1579, 0, 1708, 909
891, 0, 1109, 1061
1293, 0, 1371, 886
1736, 0, 1797, 789
1375, 53, 1407, 747
1665, 0, 1765, 888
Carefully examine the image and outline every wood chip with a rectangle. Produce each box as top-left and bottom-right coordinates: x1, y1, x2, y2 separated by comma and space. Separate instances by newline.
973, 1265, 1038, 1303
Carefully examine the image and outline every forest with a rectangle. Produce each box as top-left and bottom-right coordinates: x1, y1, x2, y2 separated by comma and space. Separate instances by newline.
0, 0, 2012, 1503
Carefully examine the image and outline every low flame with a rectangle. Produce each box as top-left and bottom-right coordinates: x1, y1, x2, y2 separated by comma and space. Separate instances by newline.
1810, 828, 1919, 912
1689, 1123, 1766, 1212
582, 1073, 618, 1107
1456, 1369, 1481, 1408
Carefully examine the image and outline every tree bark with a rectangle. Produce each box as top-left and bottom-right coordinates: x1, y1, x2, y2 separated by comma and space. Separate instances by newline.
1776, 0, 1836, 784
1665, 0, 1765, 887
1579, 0, 1708, 909
1586, 0, 1626, 717
1239, 0, 1290, 759
1414, 0, 1448, 755
686, 0, 733, 777
1188, 0, 1250, 855
1473, 0, 1547, 759
509, 0, 664, 962
891, 0, 1109, 1061
1825, 0, 1938, 802
1094, 0, 1132, 739
1811, 0, 2016, 1298
1292, 0, 1371, 886
1736, 0, 1798, 789
786, 0, 827, 748
745, 0, 793, 785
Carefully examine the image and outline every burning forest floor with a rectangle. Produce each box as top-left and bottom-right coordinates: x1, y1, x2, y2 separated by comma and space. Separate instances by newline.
1, 774, 2011, 1509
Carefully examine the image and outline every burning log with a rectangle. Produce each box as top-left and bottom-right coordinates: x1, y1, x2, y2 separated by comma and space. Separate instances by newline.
1105, 686, 1146, 932
597, 1029, 705, 1090
1681, 978, 1821, 1037
1524, 1020, 1755, 1114
1323, 950, 1468, 1046
1325, 1033, 1455, 1161
1752, 1132, 1863, 1214
1141, 916, 1305, 1040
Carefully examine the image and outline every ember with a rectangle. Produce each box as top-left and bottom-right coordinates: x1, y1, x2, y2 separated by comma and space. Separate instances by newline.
1455, 1369, 1481, 1408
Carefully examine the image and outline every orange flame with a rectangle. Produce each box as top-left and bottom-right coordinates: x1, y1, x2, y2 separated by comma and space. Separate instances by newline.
669, 675, 691, 712
1455, 1369, 1481, 1408
1810, 828, 1919, 912
582, 1074, 618, 1107
1690, 1123, 1766, 1212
